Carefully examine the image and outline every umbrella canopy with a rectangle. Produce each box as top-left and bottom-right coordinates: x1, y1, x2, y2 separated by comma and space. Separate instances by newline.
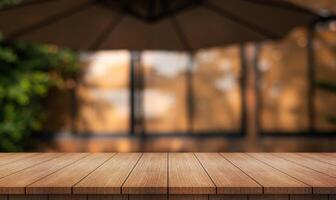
0, 0, 318, 51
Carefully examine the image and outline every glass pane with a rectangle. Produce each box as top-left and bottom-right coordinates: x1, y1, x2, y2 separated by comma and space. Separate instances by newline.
142, 51, 188, 133
314, 21, 336, 131
76, 51, 130, 134
259, 28, 309, 133
192, 46, 242, 133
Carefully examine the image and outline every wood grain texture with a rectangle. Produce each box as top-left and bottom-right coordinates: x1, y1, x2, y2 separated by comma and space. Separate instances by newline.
48, 195, 87, 200
27, 153, 113, 194
4, 195, 334, 200
324, 153, 336, 157
88, 195, 128, 200
0, 154, 7, 158
274, 153, 336, 178
222, 153, 311, 194
74, 153, 142, 194
0, 153, 87, 194
129, 195, 167, 200
169, 195, 207, 200
0, 153, 335, 197
249, 153, 336, 194
169, 153, 216, 194
209, 195, 247, 200
289, 195, 328, 200
248, 195, 289, 200
8, 195, 47, 200
299, 153, 336, 166
0, 153, 61, 179
196, 153, 262, 194
0, 154, 36, 167
123, 153, 167, 194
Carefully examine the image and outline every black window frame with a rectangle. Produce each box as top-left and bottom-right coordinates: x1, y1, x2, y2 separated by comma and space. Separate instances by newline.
128, 46, 248, 138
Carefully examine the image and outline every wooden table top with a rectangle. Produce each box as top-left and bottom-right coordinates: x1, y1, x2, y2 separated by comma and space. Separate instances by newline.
0, 153, 335, 195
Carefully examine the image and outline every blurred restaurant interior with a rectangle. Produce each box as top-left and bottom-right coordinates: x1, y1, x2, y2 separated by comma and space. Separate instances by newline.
1, 0, 336, 152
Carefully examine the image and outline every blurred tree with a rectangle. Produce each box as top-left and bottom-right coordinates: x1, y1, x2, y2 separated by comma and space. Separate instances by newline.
0, 0, 21, 8
0, 0, 79, 151
0, 34, 79, 151
316, 79, 336, 126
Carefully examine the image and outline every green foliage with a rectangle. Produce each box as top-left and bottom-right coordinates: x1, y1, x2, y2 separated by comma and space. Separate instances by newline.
326, 115, 336, 125
315, 80, 336, 92
315, 80, 336, 126
0, 0, 22, 8
0, 37, 79, 151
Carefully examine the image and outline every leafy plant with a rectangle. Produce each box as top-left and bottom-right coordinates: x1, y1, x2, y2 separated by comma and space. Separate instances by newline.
0, 0, 22, 8
0, 35, 79, 151
315, 79, 336, 126
315, 80, 336, 93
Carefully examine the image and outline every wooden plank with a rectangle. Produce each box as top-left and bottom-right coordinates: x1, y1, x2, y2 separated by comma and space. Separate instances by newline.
0, 154, 7, 158
195, 153, 262, 194
274, 153, 336, 178
0, 154, 15, 159
0, 153, 87, 194
129, 195, 167, 200
122, 153, 167, 194
298, 153, 336, 166
48, 195, 87, 200
169, 195, 207, 200
168, 153, 216, 194
27, 153, 114, 194
8, 195, 47, 200
0, 153, 62, 179
88, 195, 128, 200
249, 153, 336, 194
221, 153, 311, 194
209, 195, 247, 200
0, 154, 36, 167
74, 153, 142, 194
330, 195, 336, 200
324, 153, 336, 157
248, 195, 289, 200
289, 195, 328, 200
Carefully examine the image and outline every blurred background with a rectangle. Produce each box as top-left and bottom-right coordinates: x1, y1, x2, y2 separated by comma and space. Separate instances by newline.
0, 0, 335, 152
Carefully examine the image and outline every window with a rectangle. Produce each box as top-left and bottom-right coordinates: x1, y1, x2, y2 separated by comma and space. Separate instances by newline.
142, 51, 189, 133
314, 20, 336, 132
192, 46, 242, 133
76, 51, 130, 134
258, 28, 309, 133
60, 48, 245, 136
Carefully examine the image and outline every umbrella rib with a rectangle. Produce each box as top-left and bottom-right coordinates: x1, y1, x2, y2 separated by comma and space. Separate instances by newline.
89, 14, 124, 50
170, 17, 192, 51
0, 0, 58, 11
239, 0, 317, 16
204, 2, 280, 39
7, 1, 94, 39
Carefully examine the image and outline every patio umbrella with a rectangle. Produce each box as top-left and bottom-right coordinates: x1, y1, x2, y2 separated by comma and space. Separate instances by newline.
0, 0, 318, 51
0, 0, 319, 135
